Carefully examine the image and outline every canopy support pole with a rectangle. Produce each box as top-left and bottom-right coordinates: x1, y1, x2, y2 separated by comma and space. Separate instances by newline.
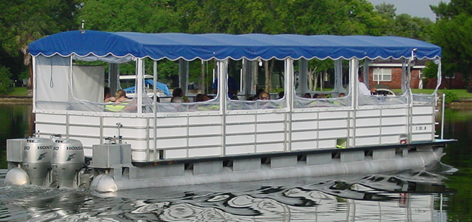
217, 59, 228, 155
298, 59, 308, 95
407, 56, 415, 143
284, 58, 294, 151
434, 59, 442, 95
362, 60, 371, 89
153, 60, 158, 161
350, 58, 359, 147
109, 63, 119, 94
136, 59, 144, 114
179, 59, 189, 97
334, 60, 345, 94
401, 59, 407, 93
242, 59, 253, 98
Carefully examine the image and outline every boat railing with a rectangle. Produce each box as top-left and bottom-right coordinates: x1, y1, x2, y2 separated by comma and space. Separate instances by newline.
227, 98, 287, 110
294, 96, 351, 108
35, 93, 424, 115
412, 94, 435, 105
358, 94, 407, 106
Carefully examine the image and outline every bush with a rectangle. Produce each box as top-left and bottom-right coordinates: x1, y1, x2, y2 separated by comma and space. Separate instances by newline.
443, 90, 459, 104
0, 66, 12, 94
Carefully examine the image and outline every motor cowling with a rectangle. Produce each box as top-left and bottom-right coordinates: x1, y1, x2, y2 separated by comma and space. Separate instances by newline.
52, 138, 85, 188
22, 138, 54, 186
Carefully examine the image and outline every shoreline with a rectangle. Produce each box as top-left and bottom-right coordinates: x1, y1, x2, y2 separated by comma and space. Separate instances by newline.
0, 95, 32, 105
449, 98, 472, 109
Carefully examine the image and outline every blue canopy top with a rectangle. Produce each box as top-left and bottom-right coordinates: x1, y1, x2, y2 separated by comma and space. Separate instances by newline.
29, 30, 441, 61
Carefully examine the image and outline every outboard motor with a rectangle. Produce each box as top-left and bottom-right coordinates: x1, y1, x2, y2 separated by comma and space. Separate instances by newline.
22, 137, 54, 186
51, 138, 85, 188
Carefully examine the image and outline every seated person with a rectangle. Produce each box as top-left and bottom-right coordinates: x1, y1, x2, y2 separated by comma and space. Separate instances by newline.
358, 75, 376, 95
195, 94, 207, 102
255, 88, 264, 99
303, 93, 311, 98
104, 87, 111, 101
259, 92, 270, 100
278, 91, 284, 99
171, 96, 183, 103
172, 88, 189, 102
212, 76, 239, 98
333, 93, 347, 106
105, 89, 136, 112
105, 89, 128, 102
195, 94, 211, 102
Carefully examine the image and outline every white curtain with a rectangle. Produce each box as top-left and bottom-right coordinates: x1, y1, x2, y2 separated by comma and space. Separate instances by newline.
35, 55, 71, 111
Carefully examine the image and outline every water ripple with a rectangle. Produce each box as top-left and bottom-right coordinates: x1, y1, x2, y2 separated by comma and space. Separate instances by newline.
0, 170, 455, 221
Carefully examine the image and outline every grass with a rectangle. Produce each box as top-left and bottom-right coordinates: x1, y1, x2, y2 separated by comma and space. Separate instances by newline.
315, 87, 472, 99
3, 87, 29, 96
392, 89, 472, 98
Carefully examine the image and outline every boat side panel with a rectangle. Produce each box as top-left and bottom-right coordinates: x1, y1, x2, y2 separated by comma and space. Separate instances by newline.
356, 109, 381, 118
381, 135, 401, 144
319, 119, 349, 129
291, 131, 318, 141
292, 120, 318, 131
68, 115, 100, 125
291, 141, 318, 151
356, 137, 380, 146
226, 124, 256, 134
36, 113, 67, 123
256, 143, 284, 153
382, 108, 408, 116
411, 106, 435, 142
226, 114, 256, 123
35, 123, 66, 136
69, 126, 100, 137
318, 139, 336, 149
164, 149, 187, 159
356, 118, 381, 127
225, 144, 255, 155
188, 147, 222, 158
226, 134, 255, 145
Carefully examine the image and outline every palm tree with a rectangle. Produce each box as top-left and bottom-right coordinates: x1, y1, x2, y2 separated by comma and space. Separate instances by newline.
13, 18, 48, 89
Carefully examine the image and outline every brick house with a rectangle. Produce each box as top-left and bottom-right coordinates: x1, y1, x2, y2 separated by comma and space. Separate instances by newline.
366, 61, 424, 89
423, 73, 466, 89
366, 61, 466, 89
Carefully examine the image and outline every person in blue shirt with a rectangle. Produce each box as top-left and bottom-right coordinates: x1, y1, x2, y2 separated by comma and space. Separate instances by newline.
212, 76, 239, 99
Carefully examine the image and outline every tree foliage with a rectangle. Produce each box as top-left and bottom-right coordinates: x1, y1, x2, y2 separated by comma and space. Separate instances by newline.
374, 3, 433, 41
78, 0, 179, 32
0, 0, 79, 87
0, 0, 449, 92
0, 65, 12, 93
431, 0, 472, 92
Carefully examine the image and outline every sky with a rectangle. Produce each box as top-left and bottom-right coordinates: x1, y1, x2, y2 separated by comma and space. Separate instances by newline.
368, 0, 450, 20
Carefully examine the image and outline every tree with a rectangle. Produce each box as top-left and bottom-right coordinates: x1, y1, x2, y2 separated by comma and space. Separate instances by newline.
375, 3, 396, 19
0, 65, 12, 93
431, 0, 472, 91
0, 0, 79, 88
78, 0, 179, 33
393, 14, 433, 41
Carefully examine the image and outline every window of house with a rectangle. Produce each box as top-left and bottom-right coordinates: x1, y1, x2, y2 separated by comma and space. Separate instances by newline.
373, 68, 392, 81
445, 73, 456, 79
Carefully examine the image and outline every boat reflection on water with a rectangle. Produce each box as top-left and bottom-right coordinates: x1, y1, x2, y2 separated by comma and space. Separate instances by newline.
0, 169, 455, 221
